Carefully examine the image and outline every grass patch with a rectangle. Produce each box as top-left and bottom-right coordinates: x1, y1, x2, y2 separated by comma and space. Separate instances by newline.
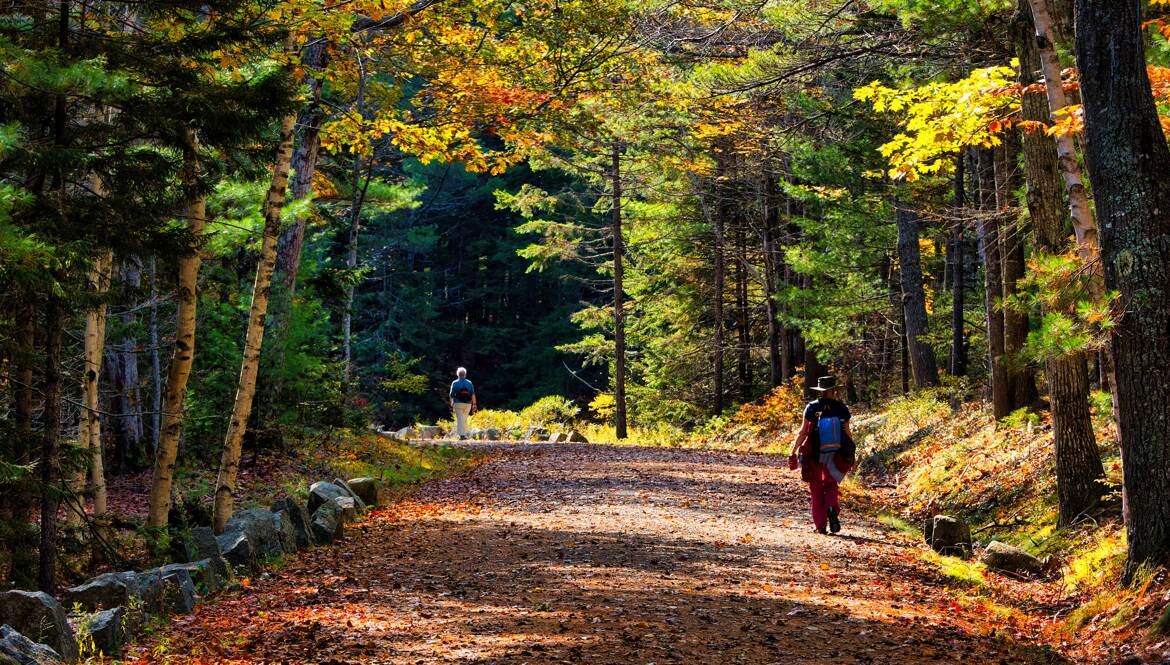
922, 550, 988, 588
877, 512, 921, 539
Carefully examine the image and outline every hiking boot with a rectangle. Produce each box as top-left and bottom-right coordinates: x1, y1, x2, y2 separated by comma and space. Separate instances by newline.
827, 506, 841, 533
815, 527, 827, 535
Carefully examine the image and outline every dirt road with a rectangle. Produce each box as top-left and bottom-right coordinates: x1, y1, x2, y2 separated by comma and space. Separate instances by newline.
138, 444, 1068, 664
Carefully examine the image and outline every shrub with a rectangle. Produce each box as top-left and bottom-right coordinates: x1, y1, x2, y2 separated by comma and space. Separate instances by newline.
520, 395, 581, 427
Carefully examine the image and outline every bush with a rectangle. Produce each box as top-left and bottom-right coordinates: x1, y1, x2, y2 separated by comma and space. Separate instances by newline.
520, 395, 581, 427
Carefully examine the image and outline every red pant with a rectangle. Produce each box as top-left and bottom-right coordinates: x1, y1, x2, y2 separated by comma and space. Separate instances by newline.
806, 460, 840, 530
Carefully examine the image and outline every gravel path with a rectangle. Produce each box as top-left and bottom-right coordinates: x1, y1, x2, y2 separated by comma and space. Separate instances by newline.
140, 444, 1070, 664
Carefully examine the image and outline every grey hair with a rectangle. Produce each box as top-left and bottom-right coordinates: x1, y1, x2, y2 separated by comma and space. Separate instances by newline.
456, 367, 467, 378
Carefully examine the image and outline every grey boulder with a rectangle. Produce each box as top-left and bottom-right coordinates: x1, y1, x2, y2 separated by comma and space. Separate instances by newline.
61, 572, 146, 613
160, 560, 221, 594
331, 479, 367, 512
181, 527, 232, 582
0, 625, 64, 665
272, 511, 298, 555
218, 508, 282, 566
524, 426, 549, 441
346, 478, 380, 507
138, 567, 197, 615
271, 497, 314, 549
0, 592, 76, 663
416, 425, 442, 439
923, 515, 972, 557
566, 431, 588, 443
310, 500, 344, 544
981, 541, 1045, 577
73, 607, 124, 658
308, 482, 348, 513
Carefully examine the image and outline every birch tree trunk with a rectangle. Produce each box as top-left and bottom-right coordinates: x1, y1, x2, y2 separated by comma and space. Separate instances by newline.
213, 112, 297, 533
1027, 0, 1100, 263
146, 134, 206, 529
81, 250, 113, 520
1015, 0, 1104, 526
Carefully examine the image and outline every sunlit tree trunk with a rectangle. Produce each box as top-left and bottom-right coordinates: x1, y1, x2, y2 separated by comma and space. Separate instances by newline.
147, 133, 206, 529
79, 250, 113, 523
213, 112, 297, 532
1075, 0, 1170, 581
1016, 0, 1104, 526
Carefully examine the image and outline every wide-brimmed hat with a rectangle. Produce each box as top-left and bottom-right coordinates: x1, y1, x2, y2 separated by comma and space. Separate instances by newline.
810, 375, 839, 392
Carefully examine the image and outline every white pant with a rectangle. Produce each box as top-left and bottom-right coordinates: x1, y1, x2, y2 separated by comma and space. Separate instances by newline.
453, 402, 472, 438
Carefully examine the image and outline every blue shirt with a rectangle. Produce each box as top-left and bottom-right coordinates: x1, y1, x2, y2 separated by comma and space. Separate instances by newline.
450, 378, 475, 403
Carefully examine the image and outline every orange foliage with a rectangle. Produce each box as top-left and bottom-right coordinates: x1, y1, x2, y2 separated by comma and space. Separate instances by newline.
731, 379, 806, 432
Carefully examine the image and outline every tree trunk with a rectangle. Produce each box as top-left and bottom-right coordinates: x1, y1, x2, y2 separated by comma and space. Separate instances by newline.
212, 112, 297, 532
1075, 0, 1170, 581
147, 134, 206, 529
343, 156, 373, 386
8, 299, 36, 583
950, 154, 968, 377
896, 205, 940, 388
107, 261, 146, 473
612, 142, 628, 439
976, 148, 1010, 418
762, 170, 782, 388
735, 224, 751, 401
79, 251, 113, 523
1028, 0, 1119, 430
712, 153, 727, 415
1016, 0, 1105, 525
38, 294, 64, 592
997, 137, 1039, 410
1027, 0, 1100, 263
272, 40, 329, 299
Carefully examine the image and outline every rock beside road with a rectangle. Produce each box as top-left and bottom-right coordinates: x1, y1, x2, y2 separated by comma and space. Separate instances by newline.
981, 541, 1045, 577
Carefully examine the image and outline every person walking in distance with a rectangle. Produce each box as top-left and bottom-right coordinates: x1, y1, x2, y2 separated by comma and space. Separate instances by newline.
788, 376, 856, 534
449, 367, 477, 440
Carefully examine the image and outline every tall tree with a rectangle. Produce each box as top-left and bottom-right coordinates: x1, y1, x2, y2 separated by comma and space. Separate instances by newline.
147, 138, 206, 530
213, 112, 297, 533
1015, 0, 1103, 526
1075, 0, 1170, 580
896, 205, 941, 388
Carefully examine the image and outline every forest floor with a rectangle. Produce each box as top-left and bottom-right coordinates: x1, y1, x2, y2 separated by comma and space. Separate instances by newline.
128, 443, 1077, 664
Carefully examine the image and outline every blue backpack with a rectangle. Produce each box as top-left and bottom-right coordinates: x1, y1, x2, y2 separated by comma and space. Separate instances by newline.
818, 415, 843, 454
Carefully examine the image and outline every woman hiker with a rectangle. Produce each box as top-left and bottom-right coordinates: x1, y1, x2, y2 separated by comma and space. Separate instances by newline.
788, 375, 855, 534
449, 367, 477, 440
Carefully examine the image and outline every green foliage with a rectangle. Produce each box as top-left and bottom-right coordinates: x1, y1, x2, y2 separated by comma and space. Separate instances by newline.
518, 395, 581, 427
